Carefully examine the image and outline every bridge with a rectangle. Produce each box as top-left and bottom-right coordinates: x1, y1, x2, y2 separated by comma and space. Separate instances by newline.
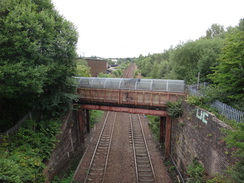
75, 77, 186, 157
76, 77, 185, 115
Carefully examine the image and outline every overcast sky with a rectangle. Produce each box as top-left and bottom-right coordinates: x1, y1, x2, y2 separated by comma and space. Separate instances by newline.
51, 0, 243, 58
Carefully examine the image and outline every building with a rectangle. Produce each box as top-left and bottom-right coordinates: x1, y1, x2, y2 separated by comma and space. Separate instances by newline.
85, 59, 108, 77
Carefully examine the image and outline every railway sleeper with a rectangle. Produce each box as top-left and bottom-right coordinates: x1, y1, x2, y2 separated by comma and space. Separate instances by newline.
90, 168, 104, 171
137, 160, 150, 163
136, 148, 146, 152
138, 169, 152, 172
136, 153, 148, 156
139, 178, 154, 182
89, 172, 103, 176
99, 144, 109, 147
95, 152, 107, 156
134, 136, 143, 138
137, 165, 151, 168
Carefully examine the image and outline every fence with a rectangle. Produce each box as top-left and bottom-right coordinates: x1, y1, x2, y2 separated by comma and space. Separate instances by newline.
2, 112, 33, 136
187, 85, 244, 122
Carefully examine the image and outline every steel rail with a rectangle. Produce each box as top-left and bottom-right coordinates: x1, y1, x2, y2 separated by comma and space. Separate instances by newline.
102, 112, 117, 183
130, 114, 139, 183
83, 112, 116, 183
130, 114, 157, 183
137, 114, 157, 183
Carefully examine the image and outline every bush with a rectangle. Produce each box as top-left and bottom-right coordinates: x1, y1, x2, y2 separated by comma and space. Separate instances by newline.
0, 159, 23, 183
147, 115, 160, 139
0, 119, 60, 182
167, 101, 183, 118
186, 158, 206, 183
90, 110, 104, 128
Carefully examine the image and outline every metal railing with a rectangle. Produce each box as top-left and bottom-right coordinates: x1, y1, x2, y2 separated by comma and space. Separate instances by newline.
187, 85, 244, 123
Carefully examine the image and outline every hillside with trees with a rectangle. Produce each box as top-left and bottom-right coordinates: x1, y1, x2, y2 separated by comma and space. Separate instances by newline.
137, 19, 244, 183
136, 19, 244, 110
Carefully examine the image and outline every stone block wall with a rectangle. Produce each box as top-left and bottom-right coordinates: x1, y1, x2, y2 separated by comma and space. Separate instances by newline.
171, 101, 235, 178
44, 109, 84, 181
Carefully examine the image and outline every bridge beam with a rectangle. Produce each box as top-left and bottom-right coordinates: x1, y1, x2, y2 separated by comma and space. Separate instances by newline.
80, 104, 172, 158
80, 104, 168, 116
160, 117, 166, 143
85, 109, 90, 133
78, 109, 85, 143
165, 117, 172, 158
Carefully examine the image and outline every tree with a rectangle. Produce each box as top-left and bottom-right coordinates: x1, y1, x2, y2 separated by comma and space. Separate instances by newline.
169, 38, 224, 84
75, 59, 91, 77
206, 24, 225, 39
238, 18, 244, 31
0, 0, 78, 129
208, 29, 244, 108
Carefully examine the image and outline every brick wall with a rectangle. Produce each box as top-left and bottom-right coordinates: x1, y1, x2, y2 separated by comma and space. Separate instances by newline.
86, 59, 108, 77
171, 101, 235, 178
44, 109, 84, 181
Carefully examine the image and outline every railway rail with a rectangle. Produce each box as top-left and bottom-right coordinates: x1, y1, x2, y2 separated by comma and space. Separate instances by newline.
73, 63, 168, 182
122, 63, 136, 78
130, 114, 156, 183
83, 112, 117, 183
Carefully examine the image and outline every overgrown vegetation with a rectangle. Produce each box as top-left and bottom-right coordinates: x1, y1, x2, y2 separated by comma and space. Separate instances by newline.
186, 158, 206, 183
187, 95, 244, 183
147, 115, 160, 139
0, 119, 61, 182
75, 59, 91, 77
167, 101, 183, 118
90, 110, 105, 128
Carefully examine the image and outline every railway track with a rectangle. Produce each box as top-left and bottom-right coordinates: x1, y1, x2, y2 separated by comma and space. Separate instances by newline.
73, 62, 169, 182
130, 114, 156, 183
83, 112, 117, 183
122, 63, 136, 78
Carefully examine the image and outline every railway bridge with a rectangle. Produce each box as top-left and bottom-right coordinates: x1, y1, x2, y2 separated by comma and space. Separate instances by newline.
75, 77, 186, 157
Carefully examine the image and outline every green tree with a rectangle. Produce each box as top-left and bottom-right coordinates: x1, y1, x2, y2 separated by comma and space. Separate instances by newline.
208, 29, 244, 108
238, 18, 244, 31
0, 0, 78, 129
206, 24, 225, 39
169, 38, 224, 84
75, 59, 91, 77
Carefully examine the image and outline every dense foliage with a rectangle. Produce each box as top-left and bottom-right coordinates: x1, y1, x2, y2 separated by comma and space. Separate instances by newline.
0, 119, 60, 182
136, 24, 226, 83
136, 19, 243, 110
208, 30, 244, 109
0, 0, 78, 131
166, 101, 183, 118
75, 59, 91, 77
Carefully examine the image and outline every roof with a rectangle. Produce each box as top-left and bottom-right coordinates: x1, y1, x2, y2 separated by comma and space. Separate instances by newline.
75, 77, 185, 93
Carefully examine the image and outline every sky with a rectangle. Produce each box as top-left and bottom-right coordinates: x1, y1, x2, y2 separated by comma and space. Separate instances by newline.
51, 0, 244, 58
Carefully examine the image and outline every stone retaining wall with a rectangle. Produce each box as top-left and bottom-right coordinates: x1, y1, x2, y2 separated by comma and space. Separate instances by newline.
44, 109, 84, 182
171, 101, 235, 178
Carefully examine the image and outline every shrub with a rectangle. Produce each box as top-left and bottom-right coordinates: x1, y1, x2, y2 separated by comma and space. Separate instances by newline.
0, 119, 60, 182
186, 158, 206, 183
167, 101, 183, 118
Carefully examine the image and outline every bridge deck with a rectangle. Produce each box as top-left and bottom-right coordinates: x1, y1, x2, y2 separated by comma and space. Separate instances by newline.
76, 77, 186, 109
